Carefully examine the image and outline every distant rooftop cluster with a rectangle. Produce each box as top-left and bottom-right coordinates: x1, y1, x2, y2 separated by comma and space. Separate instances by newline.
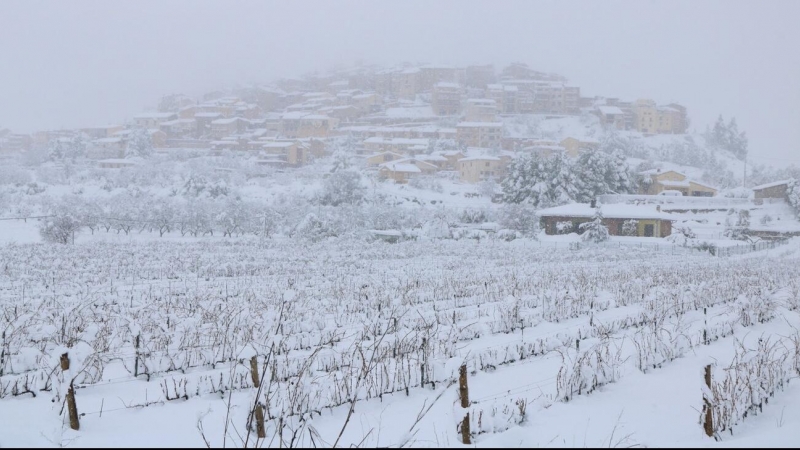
0, 61, 689, 183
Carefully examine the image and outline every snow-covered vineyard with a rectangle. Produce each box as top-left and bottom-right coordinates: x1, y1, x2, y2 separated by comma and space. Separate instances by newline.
1, 237, 799, 447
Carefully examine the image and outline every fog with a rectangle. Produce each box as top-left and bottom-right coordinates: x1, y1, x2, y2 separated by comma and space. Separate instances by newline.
1, 0, 799, 166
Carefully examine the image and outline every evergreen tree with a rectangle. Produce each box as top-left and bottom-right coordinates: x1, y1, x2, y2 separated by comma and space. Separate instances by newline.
787, 179, 800, 218
579, 208, 610, 243
125, 129, 153, 159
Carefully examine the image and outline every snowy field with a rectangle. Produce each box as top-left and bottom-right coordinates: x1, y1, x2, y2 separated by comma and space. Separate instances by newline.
1, 236, 799, 447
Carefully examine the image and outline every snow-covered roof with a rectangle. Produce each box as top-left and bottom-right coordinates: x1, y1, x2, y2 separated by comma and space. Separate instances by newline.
467, 98, 497, 105
211, 118, 239, 125
134, 112, 176, 119
380, 162, 421, 173
261, 142, 295, 148
597, 106, 624, 116
457, 122, 503, 128
367, 151, 405, 158
459, 155, 501, 162
94, 137, 122, 144
97, 158, 137, 165
364, 137, 429, 145
752, 179, 793, 191
658, 180, 691, 188
435, 82, 461, 89
280, 112, 330, 120
538, 203, 674, 220
195, 113, 222, 118
415, 154, 448, 162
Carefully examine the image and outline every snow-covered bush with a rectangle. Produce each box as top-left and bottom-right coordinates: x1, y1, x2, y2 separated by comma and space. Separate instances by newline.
695, 241, 718, 256
759, 214, 773, 226
496, 229, 519, 241
0, 166, 32, 186
316, 170, 365, 206
556, 221, 574, 235
39, 206, 82, 244
621, 219, 639, 237
666, 225, 697, 246
293, 213, 338, 242
408, 175, 444, 193
579, 210, 609, 243
497, 203, 539, 237
460, 208, 488, 224
451, 228, 486, 241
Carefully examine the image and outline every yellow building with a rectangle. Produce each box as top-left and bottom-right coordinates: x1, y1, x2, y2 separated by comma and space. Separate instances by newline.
431, 82, 462, 115
366, 151, 405, 166
456, 122, 503, 148
280, 113, 336, 138
559, 137, 600, 158
457, 155, 509, 183
640, 169, 718, 197
464, 99, 498, 122
362, 137, 429, 155
379, 158, 437, 183
633, 99, 688, 134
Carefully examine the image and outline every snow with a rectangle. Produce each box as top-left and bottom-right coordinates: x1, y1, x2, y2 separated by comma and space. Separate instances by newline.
457, 121, 503, 128
459, 155, 502, 162
380, 162, 421, 173
538, 203, 674, 220
597, 105, 624, 115
752, 179, 792, 191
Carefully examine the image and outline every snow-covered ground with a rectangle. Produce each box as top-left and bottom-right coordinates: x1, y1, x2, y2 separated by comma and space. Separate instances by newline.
1, 235, 799, 447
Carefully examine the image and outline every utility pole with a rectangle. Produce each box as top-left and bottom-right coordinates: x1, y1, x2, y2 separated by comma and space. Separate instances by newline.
743, 157, 747, 188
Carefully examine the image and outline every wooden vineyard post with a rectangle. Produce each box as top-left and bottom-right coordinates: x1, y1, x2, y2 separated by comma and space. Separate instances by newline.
703, 364, 713, 438
250, 355, 260, 388
459, 364, 471, 445
134, 334, 140, 378
61, 352, 80, 431
255, 404, 266, 439
67, 382, 80, 431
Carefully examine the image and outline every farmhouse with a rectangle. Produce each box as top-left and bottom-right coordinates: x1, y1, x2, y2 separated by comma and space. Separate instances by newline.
752, 180, 793, 200
639, 169, 718, 197
538, 203, 674, 238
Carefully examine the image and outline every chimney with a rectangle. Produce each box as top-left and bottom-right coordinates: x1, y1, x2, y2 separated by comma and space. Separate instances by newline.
590, 199, 597, 208
657, 205, 661, 212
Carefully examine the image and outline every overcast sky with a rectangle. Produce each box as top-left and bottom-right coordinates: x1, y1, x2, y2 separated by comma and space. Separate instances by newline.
1, 0, 798, 167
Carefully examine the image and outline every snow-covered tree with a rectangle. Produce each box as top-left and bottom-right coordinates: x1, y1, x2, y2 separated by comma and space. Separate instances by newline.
214, 197, 252, 237
316, 170, 365, 206
47, 139, 66, 161
294, 212, 337, 242
109, 193, 137, 235
573, 149, 634, 203
125, 129, 153, 159
706, 115, 748, 161
546, 152, 580, 207
497, 203, 540, 237
181, 199, 213, 237
148, 198, 177, 237
501, 152, 549, 206
78, 199, 102, 235
40, 204, 82, 244
579, 209, 609, 243
787, 179, 800, 218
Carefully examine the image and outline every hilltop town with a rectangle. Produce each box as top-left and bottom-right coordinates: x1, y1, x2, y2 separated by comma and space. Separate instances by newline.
1, 62, 799, 247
